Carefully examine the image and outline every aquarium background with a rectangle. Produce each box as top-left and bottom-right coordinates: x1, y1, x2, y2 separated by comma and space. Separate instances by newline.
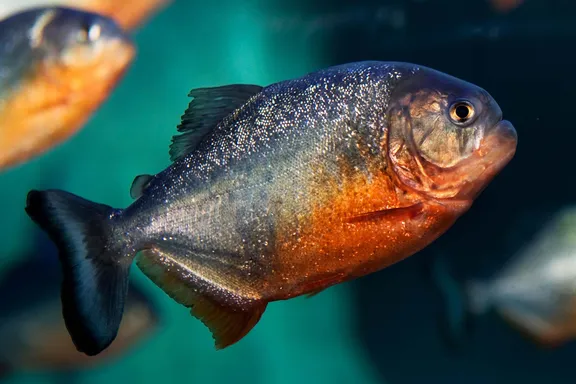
1, 0, 575, 383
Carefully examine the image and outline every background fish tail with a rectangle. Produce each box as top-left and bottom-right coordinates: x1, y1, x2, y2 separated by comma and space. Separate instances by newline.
24, 189, 134, 356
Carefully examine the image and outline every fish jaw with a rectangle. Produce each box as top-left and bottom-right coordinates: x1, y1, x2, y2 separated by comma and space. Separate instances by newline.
451, 119, 517, 201
391, 118, 517, 203
0, 38, 134, 171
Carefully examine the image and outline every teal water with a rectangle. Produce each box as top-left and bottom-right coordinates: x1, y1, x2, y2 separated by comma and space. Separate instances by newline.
0, 1, 383, 383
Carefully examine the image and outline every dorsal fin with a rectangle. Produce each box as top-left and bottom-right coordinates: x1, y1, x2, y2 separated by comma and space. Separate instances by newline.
169, 84, 264, 162
130, 174, 154, 199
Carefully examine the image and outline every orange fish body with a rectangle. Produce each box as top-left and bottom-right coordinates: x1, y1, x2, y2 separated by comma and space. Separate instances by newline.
76, 0, 170, 30
267, 164, 469, 301
25, 62, 517, 355
0, 0, 170, 31
0, 7, 134, 172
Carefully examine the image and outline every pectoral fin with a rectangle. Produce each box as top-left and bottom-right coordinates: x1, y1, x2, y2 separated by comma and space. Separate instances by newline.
130, 174, 154, 199
304, 274, 345, 298
347, 202, 424, 224
137, 248, 267, 349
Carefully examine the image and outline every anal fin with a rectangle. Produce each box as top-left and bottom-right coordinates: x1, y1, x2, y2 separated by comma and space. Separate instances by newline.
137, 249, 267, 349
303, 274, 345, 298
189, 294, 266, 349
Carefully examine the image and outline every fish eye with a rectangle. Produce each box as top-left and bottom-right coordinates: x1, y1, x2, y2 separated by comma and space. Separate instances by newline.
88, 23, 102, 41
76, 22, 101, 43
449, 100, 476, 126
76, 26, 88, 43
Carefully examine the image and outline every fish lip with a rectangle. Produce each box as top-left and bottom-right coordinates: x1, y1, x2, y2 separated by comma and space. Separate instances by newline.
60, 37, 135, 70
479, 119, 518, 178
107, 39, 136, 67
487, 119, 517, 144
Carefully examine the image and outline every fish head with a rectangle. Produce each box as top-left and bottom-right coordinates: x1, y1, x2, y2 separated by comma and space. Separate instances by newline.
386, 65, 517, 207
30, 7, 135, 94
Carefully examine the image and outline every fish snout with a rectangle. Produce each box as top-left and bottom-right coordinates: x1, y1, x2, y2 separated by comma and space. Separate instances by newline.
483, 119, 518, 167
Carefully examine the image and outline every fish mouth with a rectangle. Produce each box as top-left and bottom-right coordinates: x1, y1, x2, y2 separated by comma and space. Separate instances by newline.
61, 38, 135, 71
388, 115, 517, 212
54, 38, 135, 99
449, 119, 517, 201
97, 39, 136, 77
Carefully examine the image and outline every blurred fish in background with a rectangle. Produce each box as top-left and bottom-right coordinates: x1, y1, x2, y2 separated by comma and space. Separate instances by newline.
0, 231, 160, 380
426, 205, 576, 352
0, 0, 170, 31
464, 206, 576, 348
488, 0, 524, 14
0, 7, 134, 172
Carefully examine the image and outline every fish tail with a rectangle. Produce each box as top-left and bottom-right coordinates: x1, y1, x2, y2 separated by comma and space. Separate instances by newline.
465, 280, 492, 315
25, 189, 134, 356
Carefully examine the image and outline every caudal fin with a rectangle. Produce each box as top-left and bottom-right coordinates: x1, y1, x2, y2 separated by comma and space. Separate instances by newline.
24, 189, 133, 356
